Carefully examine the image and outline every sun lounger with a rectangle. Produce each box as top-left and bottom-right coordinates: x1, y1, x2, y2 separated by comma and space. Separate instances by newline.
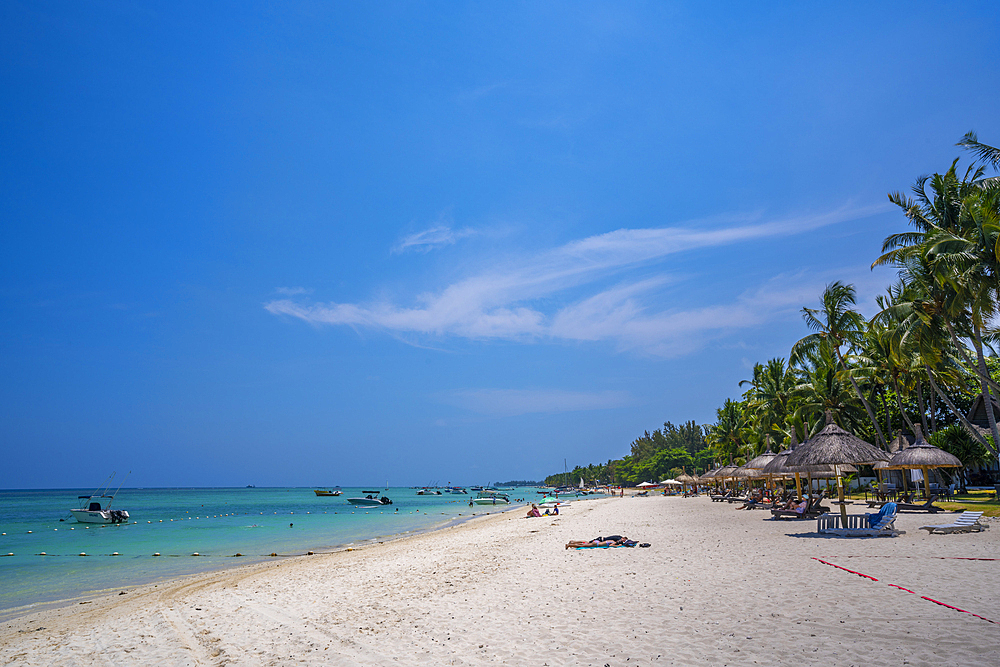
770, 492, 828, 520
816, 508, 904, 537
895, 495, 943, 513
919, 511, 989, 534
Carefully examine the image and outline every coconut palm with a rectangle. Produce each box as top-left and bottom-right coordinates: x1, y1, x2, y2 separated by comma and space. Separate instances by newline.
740, 357, 796, 451
706, 398, 748, 464
791, 282, 888, 447
790, 343, 870, 438
874, 150, 1000, 454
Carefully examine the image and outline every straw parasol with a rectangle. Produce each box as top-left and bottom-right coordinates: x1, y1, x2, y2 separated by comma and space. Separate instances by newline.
786, 411, 890, 525
698, 469, 720, 484
714, 465, 741, 491
885, 425, 961, 500
676, 472, 699, 494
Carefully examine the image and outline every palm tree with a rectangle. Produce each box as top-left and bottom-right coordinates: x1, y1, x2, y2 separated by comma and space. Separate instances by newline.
874, 149, 1000, 454
790, 343, 869, 437
958, 131, 1000, 172
706, 398, 747, 464
740, 358, 796, 450
791, 282, 888, 447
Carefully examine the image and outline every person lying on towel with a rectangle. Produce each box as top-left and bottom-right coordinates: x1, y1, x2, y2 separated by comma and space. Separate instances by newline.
565, 535, 636, 549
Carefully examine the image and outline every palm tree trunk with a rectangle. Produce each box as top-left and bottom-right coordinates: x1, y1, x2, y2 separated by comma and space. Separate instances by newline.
881, 388, 892, 436
916, 377, 929, 436
929, 386, 937, 434
972, 319, 1000, 458
834, 347, 887, 447
925, 364, 998, 456
892, 375, 916, 433
945, 318, 1000, 394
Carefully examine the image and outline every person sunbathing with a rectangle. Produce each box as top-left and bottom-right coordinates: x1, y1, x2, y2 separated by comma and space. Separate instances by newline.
791, 498, 809, 514
526, 504, 541, 518
565, 535, 628, 549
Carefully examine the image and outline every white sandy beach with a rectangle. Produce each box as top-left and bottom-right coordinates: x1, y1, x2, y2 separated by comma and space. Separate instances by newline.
1, 495, 998, 666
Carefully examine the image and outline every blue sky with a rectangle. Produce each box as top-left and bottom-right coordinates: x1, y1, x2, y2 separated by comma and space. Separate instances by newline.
2, 2, 998, 488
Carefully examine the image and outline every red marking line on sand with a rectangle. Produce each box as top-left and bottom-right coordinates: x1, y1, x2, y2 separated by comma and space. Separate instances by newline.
811, 557, 878, 581
835, 556, 998, 561
814, 558, 998, 625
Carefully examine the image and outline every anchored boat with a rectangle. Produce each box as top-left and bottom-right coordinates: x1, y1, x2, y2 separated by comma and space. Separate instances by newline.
70, 472, 130, 524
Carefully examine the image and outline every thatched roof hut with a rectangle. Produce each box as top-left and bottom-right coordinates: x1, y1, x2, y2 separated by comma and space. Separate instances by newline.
785, 421, 889, 467
886, 440, 962, 469
887, 431, 914, 454
885, 425, 962, 498
786, 413, 889, 523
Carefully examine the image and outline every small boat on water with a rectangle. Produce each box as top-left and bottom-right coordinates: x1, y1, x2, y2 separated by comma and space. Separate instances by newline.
314, 489, 342, 496
416, 488, 441, 495
470, 491, 510, 505
70, 472, 130, 524
347, 494, 392, 506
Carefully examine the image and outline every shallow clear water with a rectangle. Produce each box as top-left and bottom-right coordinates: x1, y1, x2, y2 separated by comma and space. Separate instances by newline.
0, 487, 542, 613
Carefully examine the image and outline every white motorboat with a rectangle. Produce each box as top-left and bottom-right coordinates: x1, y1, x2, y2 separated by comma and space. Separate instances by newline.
70, 473, 130, 524
416, 488, 441, 495
470, 491, 510, 505
347, 494, 393, 506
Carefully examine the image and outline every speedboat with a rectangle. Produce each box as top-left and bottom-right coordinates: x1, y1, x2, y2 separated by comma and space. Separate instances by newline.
314, 489, 342, 496
470, 491, 510, 505
416, 488, 441, 495
347, 494, 392, 506
70, 495, 130, 523
70, 473, 130, 524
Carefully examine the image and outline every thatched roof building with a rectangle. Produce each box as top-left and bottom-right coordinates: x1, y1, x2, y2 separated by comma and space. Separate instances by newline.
785, 421, 889, 467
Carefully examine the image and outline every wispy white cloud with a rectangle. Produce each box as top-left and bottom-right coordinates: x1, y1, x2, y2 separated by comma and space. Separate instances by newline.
266, 204, 890, 355
392, 225, 478, 254
443, 388, 633, 417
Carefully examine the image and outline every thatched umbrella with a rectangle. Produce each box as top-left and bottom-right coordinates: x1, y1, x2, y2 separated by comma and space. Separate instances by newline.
786, 411, 890, 525
736, 441, 779, 493
885, 425, 962, 500
698, 469, 720, 487
714, 465, 741, 492
676, 473, 699, 494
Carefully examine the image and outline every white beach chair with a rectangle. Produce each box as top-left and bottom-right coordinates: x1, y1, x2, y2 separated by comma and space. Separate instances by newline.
919, 511, 988, 534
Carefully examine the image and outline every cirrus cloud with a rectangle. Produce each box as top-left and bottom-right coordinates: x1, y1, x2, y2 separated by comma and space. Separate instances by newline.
265, 204, 890, 356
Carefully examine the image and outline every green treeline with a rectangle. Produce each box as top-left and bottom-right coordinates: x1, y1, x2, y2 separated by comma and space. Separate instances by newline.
544, 420, 714, 487
546, 133, 1000, 488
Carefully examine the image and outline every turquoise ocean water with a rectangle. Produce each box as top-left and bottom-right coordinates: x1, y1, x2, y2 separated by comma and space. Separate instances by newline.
0, 487, 540, 614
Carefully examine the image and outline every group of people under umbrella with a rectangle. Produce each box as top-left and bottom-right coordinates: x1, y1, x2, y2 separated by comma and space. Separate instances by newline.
694, 411, 962, 526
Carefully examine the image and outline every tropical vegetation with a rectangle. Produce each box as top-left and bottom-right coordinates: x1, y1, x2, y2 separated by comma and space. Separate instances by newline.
546, 133, 1000, 488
